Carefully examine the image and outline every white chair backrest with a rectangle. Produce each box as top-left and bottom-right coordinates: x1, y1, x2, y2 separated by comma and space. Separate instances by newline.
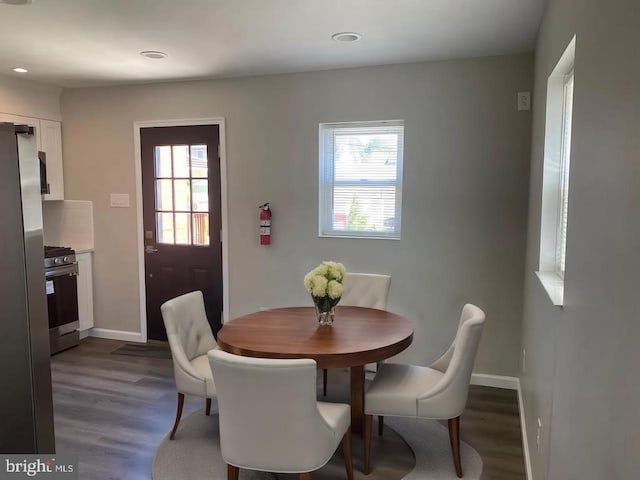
419, 304, 485, 417
341, 273, 391, 310
429, 304, 479, 373
161, 291, 216, 362
209, 350, 337, 472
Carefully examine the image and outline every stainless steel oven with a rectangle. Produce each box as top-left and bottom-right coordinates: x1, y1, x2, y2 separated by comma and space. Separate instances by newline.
45, 246, 79, 354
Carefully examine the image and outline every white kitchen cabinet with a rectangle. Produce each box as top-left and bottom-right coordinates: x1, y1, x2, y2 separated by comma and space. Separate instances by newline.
40, 120, 64, 201
76, 252, 94, 333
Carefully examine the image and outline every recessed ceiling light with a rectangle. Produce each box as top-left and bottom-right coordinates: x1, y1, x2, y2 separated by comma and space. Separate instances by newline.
140, 50, 168, 59
0, 0, 34, 4
13, 67, 28, 73
331, 32, 362, 43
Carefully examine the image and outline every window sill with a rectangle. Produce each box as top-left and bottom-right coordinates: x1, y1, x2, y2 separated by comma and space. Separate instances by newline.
535, 271, 564, 306
319, 233, 400, 241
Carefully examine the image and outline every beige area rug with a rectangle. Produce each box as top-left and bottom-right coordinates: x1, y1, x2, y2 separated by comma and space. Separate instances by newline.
152, 385, 482, 480
153, 409, 414, 480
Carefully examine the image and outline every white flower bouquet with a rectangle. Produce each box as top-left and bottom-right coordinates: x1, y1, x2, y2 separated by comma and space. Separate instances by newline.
304, 261, 346, 325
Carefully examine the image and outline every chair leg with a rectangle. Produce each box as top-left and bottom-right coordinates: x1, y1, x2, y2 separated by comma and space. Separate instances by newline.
169, 393, 185, 440
343, 427, 354, 480
323, 369, 328, 396
299, 473, 312, 480
378, 415, 384, 436
206, 398, 212, 416
227, 464, 239, 480
364, 414, 373, 475
448, 416, 463, 478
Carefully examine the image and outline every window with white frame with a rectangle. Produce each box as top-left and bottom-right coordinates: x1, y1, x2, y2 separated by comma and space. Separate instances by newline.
538, 36, 575, 306
319, 120, 404, 239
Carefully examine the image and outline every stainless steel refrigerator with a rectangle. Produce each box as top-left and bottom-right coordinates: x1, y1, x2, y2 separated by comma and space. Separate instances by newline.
0, 122, 55, 453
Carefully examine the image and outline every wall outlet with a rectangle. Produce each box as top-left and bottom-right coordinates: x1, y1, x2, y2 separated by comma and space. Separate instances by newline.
536, 417, 542, 451
518, 91, 531, 111
522, 348, 526, 373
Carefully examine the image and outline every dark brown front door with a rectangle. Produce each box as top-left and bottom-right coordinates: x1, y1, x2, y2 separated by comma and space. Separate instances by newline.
141, 125, 222, 340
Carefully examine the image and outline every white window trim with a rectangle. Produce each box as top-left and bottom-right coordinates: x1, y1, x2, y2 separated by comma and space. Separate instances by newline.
537, 36, 576, 306
318, 120, 404, 240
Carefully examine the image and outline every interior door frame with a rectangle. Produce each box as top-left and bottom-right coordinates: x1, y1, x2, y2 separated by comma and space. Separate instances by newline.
133, 118, 229, 342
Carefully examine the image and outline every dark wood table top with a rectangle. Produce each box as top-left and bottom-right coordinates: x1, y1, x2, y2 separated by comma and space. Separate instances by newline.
217, 306, 414, 369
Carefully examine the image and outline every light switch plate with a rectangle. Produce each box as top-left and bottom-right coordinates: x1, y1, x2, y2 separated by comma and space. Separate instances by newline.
110, 193, 130, 208
518, 91, 531, 111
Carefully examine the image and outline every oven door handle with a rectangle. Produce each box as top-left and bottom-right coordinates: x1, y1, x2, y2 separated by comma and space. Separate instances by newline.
45, 264, 79, 278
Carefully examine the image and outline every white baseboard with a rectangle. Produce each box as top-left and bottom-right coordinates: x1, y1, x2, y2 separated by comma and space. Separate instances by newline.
88, 328, 145, 343
471, 373, 519, 390
79, 329, 90, 340
517, 378, 533, 480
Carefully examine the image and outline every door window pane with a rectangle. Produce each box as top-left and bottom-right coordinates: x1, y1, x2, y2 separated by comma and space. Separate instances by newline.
156, 212, 174, 244
192, 179, 209, 212
193, 213, 210, 245
153, 142, 210, 247
175, 213, 191, 245
174, 180, 191, 211
173, 145, 190, 177
155, 179, 173, 211
155, 146, 172, 177
191, 145, 208, 178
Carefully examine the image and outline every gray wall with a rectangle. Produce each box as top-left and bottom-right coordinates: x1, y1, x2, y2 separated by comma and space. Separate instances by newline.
521, 0, 640, 478
0, 74, 62, 120
61, 54, 532, 376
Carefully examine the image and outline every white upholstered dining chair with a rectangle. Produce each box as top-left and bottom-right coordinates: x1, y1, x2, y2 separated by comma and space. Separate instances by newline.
323, 272, 392, 396
363, 303, 485, 478
209, 350, 354, 480
160, 290, 218, 440
340, 273, 391, 309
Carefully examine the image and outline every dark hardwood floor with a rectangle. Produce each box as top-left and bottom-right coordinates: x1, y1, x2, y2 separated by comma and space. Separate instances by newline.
458, 385, 526, 479
51, 338, 525, 480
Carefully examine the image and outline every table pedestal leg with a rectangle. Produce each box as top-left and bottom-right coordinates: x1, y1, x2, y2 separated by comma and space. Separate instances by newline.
350, 365, 365, 434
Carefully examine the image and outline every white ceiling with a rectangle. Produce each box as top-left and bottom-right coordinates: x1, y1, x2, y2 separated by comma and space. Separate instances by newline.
0, 0, 545, 88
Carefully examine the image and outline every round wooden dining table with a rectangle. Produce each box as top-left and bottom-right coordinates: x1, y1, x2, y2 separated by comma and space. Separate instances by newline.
216, 306, 414, 434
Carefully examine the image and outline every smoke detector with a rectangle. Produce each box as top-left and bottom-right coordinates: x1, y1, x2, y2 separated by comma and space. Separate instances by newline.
140, 51, 168, 59
331, 32, 362, 43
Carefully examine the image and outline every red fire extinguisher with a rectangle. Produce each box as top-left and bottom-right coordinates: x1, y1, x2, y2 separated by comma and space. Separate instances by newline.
259, 203, 272, 245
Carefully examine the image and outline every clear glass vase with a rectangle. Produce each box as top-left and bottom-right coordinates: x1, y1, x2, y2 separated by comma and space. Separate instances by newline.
315, 304, 335, 326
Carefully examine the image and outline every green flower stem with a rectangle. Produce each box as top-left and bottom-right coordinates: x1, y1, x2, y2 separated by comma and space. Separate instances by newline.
312, 295, 341, 313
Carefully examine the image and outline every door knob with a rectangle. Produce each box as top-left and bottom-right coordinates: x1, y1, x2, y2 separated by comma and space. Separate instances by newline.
145, 245, 159, 254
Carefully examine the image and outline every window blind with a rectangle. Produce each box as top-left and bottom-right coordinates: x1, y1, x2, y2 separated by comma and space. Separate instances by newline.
556, 72, 574, 276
